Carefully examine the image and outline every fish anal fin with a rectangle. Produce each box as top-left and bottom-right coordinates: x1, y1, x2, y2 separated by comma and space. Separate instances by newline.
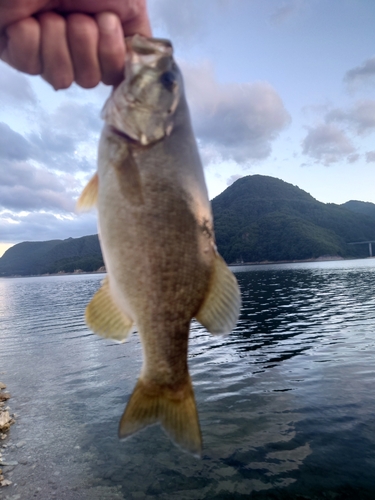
196, 253, 241, 335
76, 173, 98, 212
86, 277, 134, 342
119, 378, 202, 457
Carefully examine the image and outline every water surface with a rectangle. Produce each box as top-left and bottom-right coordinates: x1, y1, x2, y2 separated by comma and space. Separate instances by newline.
1, 259, 375, 499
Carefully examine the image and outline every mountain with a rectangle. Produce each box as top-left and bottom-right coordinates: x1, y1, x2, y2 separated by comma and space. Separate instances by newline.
1, 175, 375, 275
0, 235, 103, 276
211, 175, 375, 263
341, 200, 375, 220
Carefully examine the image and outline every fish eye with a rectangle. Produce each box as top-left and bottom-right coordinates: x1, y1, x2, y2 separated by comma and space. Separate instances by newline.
160, 71, 176, 91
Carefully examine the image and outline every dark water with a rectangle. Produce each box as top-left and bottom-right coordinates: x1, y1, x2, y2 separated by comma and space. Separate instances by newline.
1, 259, 375, 499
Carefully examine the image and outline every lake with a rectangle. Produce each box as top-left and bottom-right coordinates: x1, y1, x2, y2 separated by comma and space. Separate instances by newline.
1, 259, 375, 499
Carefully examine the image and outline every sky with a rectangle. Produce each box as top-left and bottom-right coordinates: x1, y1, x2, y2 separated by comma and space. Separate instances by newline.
1, 0, 375, 255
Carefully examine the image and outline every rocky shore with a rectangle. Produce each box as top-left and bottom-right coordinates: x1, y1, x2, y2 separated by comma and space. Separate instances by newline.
0, 382, 15, 489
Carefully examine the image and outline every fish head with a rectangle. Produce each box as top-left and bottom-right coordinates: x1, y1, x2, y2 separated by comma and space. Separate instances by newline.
102, 35, 182, 145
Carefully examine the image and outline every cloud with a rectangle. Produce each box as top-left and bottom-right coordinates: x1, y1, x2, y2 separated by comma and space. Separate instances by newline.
182, 62, 291, 165
49, 101, 103, 138
344, 56, 375, 89
0, 102, 100, 173
226, 174, 243, 186
150, 0, 206, 42
366, 151, 375, 163
0, 211, 97, 243
29, 127, 77, 157
0, 160, 77, 212
302, 124, 355, 165
347, 153, 360, 164
29, 100, 102, 168
269, 0, 303, 24
326, 100, 375, 135
149, 0, 246, 45
0, 69, 104, 244
0, 122, 33, 160
0, 62, 38, 106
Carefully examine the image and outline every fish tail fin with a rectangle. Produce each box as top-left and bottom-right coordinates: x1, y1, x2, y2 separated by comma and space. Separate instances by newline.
118, 378, 202, 457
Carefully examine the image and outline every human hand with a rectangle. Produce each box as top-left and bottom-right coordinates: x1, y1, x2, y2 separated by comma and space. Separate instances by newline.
0, 0, 151, 89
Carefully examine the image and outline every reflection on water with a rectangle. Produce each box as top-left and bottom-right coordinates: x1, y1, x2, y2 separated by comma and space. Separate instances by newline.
1, 259, 375, 499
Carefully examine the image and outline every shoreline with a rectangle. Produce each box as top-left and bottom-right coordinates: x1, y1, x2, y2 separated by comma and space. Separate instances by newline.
230, 255, 375, 267
1, 255, 375, 279
0, 270, 107, 279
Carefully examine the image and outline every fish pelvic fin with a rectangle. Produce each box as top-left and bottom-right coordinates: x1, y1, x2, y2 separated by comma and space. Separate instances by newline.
86, 277, 134, 342
119, 378, 202, 457
76, 173, 98, 212
196, 253, 241, 335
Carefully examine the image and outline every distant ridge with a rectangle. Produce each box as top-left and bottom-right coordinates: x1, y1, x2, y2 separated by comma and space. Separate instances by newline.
211, 175, 375, 263
0, 235, 103, 276
341, 200, 375, 220
1, 175, 375, 275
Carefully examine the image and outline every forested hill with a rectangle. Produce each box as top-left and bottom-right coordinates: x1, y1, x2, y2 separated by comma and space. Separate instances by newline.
1, 175, 375, 276
341, 200, 375, 220
211, 175, 375, 263
0, 235, 103, 276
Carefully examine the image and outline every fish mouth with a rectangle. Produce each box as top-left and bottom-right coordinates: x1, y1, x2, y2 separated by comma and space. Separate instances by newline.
108, 125, 156, 148
126, 35, 173, 59
125, 35, 174, 73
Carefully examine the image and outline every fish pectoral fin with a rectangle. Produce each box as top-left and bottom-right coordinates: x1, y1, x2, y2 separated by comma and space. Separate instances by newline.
76, 173, 99, 212
85, 277, 134, 342
119, 378, 202, 457
195, 253, 241, 335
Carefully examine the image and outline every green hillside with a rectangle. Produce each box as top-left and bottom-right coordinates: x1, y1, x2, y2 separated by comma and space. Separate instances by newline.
341, 200, 375, 220
211, 175, 375, 263
0, 235, 103, 276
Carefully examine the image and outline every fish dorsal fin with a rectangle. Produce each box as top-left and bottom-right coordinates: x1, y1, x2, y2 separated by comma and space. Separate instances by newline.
195, 253, 241, 335
76, 173, 98, 211
86, 276, 134, 342
119, 377, 202, 457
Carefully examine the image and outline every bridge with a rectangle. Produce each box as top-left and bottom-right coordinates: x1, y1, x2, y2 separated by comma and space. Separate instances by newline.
348, 241, 375, 257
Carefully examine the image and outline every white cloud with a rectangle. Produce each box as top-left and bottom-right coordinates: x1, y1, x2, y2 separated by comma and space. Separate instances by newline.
347, 153, 360, 164
0, 122, 32, 160
365, 151, 375, 163
0, 62, 38, 106
302, 124, 355, 165
0, 160, 76, 212
326, 100, 375, 135
226, 174, 243, 186
0, 211, 97, 243
181, 62, 291, 165
0, 73, 102, 243
149, 0, 206, 42
49, 101, 102, 138
344, 56, 375, 90
269, 0, 304, 25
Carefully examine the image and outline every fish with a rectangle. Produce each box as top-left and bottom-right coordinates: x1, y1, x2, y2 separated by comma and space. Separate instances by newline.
77, 35, 241, 456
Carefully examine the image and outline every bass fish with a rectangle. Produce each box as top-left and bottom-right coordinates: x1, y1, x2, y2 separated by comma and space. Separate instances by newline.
78, 35, 241, 456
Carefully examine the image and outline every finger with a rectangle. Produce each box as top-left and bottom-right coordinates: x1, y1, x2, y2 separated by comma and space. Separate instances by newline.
121, 8, 152, 38
66, 13, 101, 89
38, 12, 74, 90
1, 17, 42, 74
55, 0, 152, 36
96, 12, 125, 86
